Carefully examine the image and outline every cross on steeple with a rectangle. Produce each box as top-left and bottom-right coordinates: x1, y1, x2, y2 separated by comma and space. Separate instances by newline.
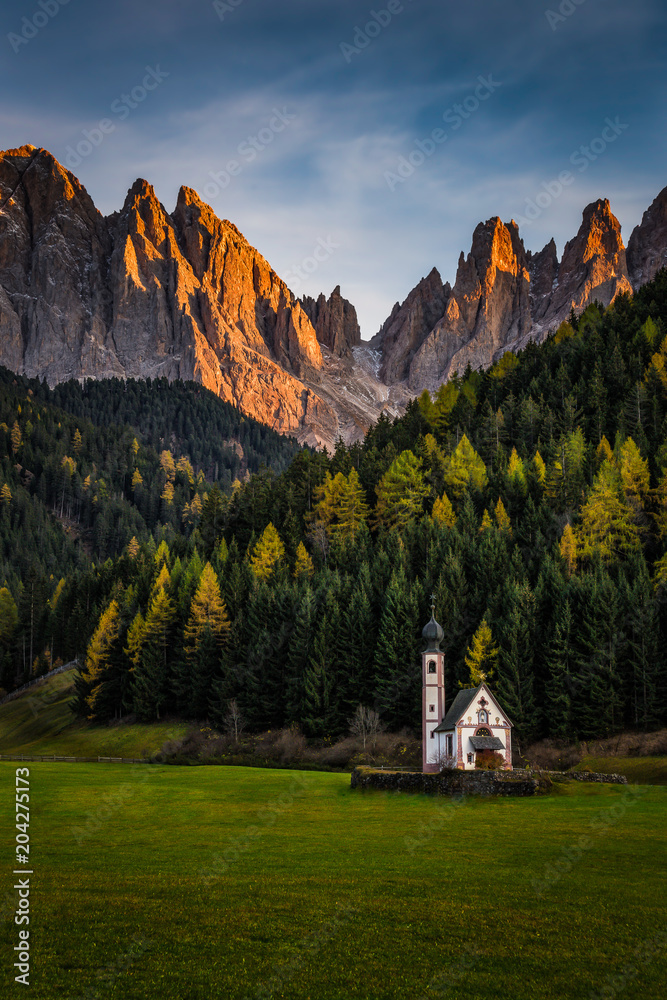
430, 593, 436, 616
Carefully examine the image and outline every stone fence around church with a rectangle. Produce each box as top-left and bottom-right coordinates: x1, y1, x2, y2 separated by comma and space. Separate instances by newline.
350, 766, 627, 797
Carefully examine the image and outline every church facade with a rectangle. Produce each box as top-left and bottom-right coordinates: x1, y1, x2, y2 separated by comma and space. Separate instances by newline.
421, 607, 513, 773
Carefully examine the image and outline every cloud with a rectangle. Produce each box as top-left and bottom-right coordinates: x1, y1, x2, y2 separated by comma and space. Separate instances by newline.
1, 0, 665, 335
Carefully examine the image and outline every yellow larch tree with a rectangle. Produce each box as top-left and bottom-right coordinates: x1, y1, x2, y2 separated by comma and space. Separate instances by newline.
432, 491, 457, 528
250, 523, 286, 580
293, 542, 315, 579
184, 563, 230, 655
464, 619, 498, 687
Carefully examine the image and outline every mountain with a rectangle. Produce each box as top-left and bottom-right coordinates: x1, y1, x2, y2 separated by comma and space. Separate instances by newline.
0, 146, 402, 450
626, 184, 667, 290
374, 197, 642, 391
301, 285, 361, 357
1, 145, 666, 444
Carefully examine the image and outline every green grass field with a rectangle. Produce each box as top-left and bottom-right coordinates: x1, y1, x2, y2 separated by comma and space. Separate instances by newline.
1, 762, 665, 999
0, 671, 187, 759
577, 755, 667, 785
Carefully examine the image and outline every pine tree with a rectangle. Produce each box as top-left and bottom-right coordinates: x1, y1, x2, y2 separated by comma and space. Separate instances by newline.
578, 460, 641, 562
80, 600, 121, 720
496, 583, 539, 746
293, 542, 315, 579
375, 451, 429, 530
285, 585, 316, 723
133, 587, 175, 720
374, 573, 421, 730
463, 618, 498, 686
545, 599, 576, 739
559, 523, 578, 577
250, 523, 285, 580
442, 434, 488, 497
0, 587, 18, 648
10, 421, 21, 454
479, 510, 493, 533
335, 468, 370, 541
302, 614, 335, 737
507, 448, 526, 490
432, 491, 457, 527
622, 566, 662, 730
184, 563, 230, 652
494, 498, 511, 533
572, 570, 624, 738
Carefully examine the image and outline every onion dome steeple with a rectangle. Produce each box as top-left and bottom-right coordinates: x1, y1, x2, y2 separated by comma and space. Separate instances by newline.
422, 594, 444, 652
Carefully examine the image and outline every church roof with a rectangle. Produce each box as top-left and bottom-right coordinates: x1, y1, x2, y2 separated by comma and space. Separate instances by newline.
470, 735, 505, 751
422, 614, 444, 652
434, 687, 480, 732
434, 683, 513, 733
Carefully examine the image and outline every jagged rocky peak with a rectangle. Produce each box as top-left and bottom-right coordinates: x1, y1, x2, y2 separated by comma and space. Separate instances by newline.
527, 239, 558, 322
407, 217, 532, 391
626, 185, 667, 290
370, 267, 450, 383
376, 193, 661, 393
0, 146, 340, 446
301, 285, 361, 357
540, 198, 632, 330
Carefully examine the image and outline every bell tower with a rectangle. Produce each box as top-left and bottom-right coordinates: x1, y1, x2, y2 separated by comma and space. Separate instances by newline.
422, 596, 445, 773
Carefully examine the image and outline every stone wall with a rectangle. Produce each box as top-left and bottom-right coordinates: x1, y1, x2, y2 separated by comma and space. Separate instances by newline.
350, 766, 627, 797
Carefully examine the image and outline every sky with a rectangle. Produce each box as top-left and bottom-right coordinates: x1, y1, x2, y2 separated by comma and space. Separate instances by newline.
1, 0, 666, 337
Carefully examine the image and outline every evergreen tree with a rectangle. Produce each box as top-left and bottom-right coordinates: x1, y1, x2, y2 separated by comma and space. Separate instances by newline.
375, 451, 429, 530
463, 618, 498, 687
250, 523, 285, 580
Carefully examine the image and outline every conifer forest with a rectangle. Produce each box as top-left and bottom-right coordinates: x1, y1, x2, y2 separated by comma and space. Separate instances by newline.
2, 272, 667, 747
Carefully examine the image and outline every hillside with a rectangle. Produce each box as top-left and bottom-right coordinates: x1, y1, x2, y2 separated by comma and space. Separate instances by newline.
0, 669, 186, 757
0, 367, 299, 692
65, 268, 667, 745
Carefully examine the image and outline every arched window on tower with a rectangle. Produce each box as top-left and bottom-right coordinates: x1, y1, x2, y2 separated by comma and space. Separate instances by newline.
428, 660, 436, 674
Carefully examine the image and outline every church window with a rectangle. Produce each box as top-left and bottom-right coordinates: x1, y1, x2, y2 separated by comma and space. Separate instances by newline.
446, 735, 453, 756
475, 727, 491, 737
467, 753, 474, 764
428, 660, 436, 674
430, 731, 435, 739
429, 704, 435, 712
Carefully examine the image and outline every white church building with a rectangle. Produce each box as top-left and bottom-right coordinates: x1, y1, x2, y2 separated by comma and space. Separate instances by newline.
421, 605, 513, 772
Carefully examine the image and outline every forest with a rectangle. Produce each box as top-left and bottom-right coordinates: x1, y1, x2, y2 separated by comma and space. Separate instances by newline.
2, 270, 667, 746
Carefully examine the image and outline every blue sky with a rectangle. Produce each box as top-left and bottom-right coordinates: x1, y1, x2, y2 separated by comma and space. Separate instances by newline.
1, 0, 666, 335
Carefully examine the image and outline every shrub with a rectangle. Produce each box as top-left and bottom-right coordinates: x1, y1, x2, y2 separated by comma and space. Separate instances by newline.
475, 750, 505, 771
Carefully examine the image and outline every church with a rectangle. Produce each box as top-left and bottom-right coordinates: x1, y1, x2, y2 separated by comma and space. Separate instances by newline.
421, 604, 513, 773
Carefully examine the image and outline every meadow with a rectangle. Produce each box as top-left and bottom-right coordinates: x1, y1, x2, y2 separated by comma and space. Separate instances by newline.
0, 761, 665, 1000
0, 671, 188, 760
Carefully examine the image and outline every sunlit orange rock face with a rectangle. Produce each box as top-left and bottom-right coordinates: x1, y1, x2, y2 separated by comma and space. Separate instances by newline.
374, 197, 649, 392
0, 146, 347, 445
